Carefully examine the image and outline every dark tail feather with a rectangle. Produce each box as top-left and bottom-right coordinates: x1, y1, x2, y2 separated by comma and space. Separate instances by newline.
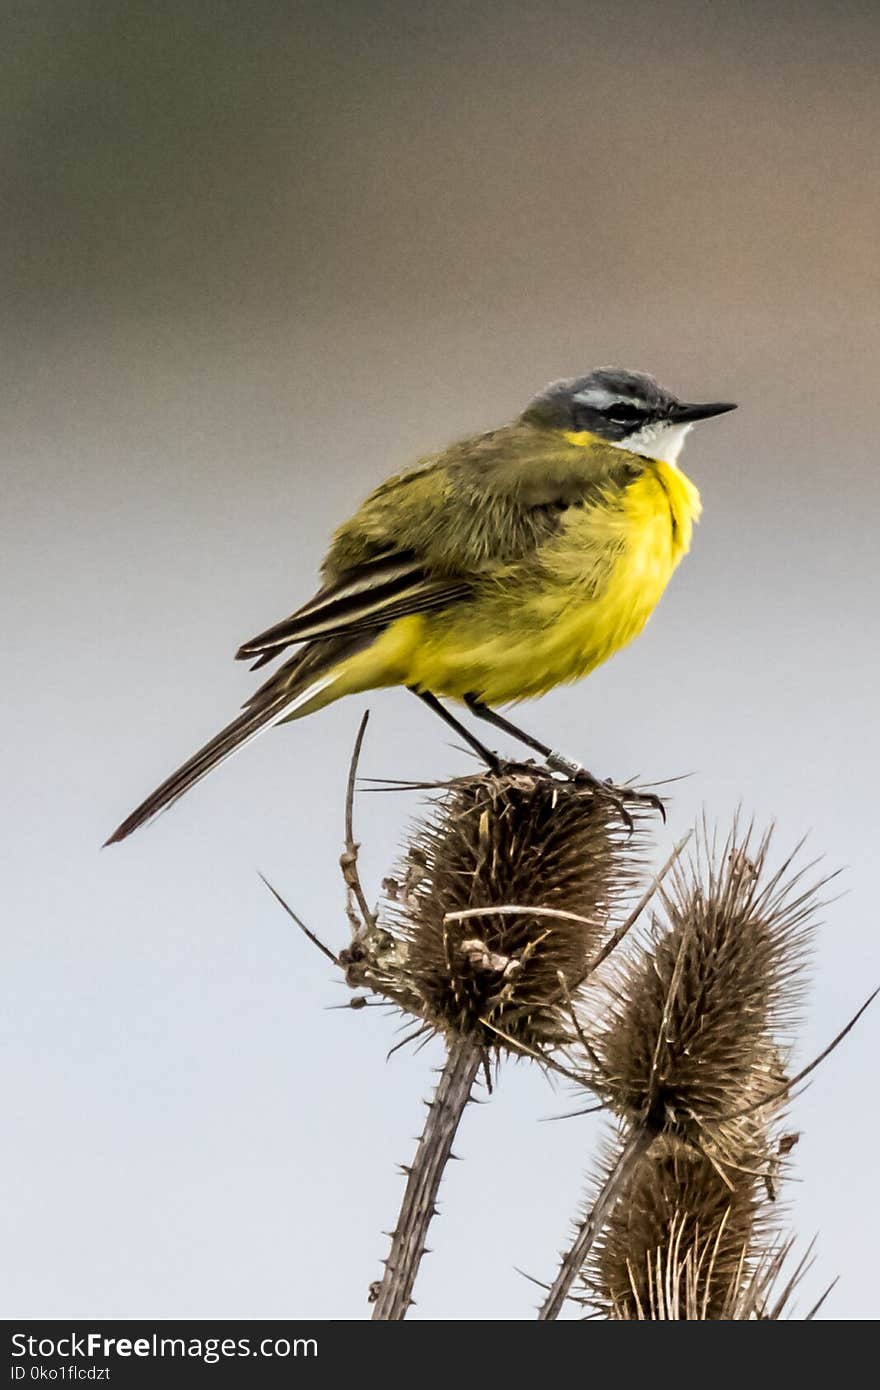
103, 689, 296, 846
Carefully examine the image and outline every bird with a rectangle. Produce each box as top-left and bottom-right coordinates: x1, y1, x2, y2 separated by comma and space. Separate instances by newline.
105, 367, 736, 845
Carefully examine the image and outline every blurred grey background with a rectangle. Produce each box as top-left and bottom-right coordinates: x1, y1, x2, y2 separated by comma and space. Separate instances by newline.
3, 0, 878, 1319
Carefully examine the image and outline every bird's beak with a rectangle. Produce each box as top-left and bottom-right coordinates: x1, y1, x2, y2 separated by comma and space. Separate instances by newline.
669, 400, 738, 423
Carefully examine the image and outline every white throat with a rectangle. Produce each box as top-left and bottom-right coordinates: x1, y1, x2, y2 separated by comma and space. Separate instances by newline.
622, 420, 692, 466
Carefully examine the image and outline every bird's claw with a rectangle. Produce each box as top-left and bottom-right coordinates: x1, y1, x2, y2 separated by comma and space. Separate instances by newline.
592, 779, 667, 831
482, 751, 667, 830
544, 752, 666, 830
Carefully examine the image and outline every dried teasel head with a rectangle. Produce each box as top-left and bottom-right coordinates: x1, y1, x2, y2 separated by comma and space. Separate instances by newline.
386, 770, 645, 1053
581, 1131, 808, 1319
593, 821, 823, 1148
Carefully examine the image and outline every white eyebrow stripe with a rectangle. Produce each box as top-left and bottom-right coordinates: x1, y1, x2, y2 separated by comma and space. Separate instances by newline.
572, 386, 644, 411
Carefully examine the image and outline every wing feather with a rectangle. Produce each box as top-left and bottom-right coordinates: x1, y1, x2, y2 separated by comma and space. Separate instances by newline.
236, 550, 470, 664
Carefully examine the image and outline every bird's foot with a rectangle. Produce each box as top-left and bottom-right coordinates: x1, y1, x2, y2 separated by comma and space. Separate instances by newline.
544, 750, 666, 830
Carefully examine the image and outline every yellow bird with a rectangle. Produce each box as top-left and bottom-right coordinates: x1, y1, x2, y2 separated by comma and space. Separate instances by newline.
106, 368, 735, 844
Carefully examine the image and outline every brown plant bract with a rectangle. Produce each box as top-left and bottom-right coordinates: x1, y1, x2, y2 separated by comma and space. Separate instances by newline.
391, 771, 644, 1052
540, 822, 828, 1319
594, 823, 821, 1147
584, 1133, 782, 1319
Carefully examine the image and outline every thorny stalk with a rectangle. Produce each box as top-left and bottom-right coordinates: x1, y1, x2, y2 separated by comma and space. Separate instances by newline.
537, 1126, 656, 1320
370, 1037, 484, 1319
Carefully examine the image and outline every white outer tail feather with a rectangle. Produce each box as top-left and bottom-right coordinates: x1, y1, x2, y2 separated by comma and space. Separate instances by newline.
207, 673, 338, 775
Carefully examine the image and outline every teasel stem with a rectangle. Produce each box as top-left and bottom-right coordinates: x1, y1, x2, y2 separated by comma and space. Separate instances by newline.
370, 1037, 483, 1320
341, 710, 377, 936
537, 1124, 656, 1320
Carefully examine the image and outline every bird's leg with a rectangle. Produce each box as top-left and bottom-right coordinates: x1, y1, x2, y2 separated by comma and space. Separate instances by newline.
463, 695, 665, 825
411, 689, 507, 772
463, 696, 554, 760
464, 696, 598, 782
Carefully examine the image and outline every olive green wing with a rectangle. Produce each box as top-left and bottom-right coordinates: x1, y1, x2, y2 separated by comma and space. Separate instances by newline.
236, 424, 643, 667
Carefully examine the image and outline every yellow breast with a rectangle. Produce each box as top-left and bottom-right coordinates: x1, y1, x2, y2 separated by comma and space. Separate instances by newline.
622, 458, 702, 574
602, 458, 700, 639
512, 459, 701, 695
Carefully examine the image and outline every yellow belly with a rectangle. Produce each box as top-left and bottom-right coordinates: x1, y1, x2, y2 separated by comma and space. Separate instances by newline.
328, 461, 701, 707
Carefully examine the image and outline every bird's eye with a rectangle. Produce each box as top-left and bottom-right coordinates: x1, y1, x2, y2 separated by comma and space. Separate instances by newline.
604, 402, 644, 425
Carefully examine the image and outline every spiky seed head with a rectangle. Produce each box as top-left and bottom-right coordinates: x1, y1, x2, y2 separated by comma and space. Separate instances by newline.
594, 823, 820, 1143
583, 1132, 780, 1320
389, 771, 644, 1052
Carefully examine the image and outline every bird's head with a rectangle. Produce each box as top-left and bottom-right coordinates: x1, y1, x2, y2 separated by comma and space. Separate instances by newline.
523, 367, 737, 465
